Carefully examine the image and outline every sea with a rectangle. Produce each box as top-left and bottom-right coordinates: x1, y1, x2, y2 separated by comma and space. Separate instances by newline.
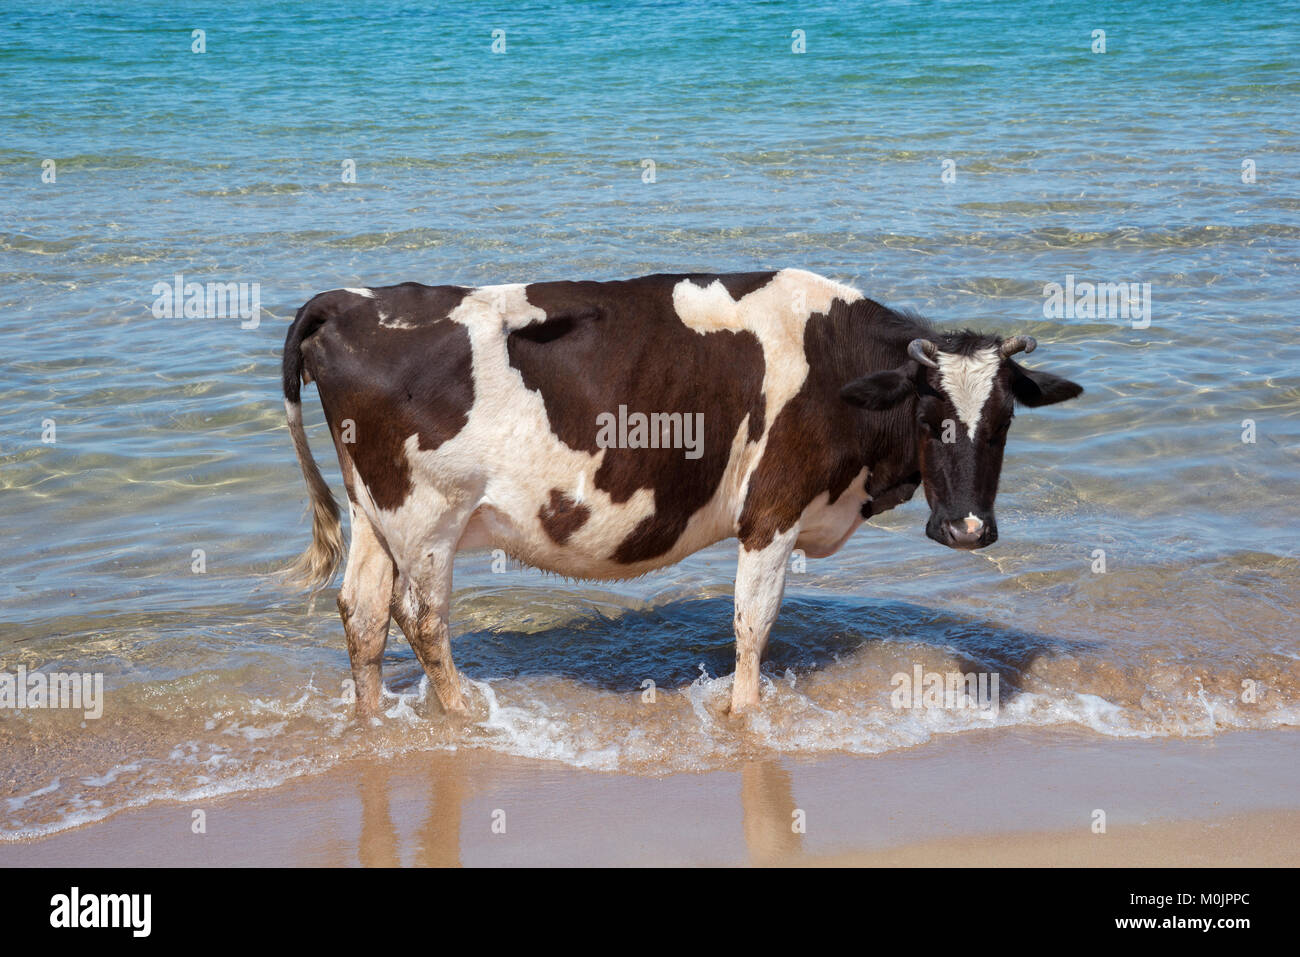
1, 0, 1297, 838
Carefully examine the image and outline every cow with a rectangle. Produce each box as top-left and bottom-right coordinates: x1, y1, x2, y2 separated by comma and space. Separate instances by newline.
281, 269, 1082, 719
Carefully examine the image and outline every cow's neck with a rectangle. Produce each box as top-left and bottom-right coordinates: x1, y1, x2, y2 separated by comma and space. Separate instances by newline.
842, 300, 927, 512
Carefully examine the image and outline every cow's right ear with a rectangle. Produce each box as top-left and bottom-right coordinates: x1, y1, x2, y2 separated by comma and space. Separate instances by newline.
840, 368, 915, 411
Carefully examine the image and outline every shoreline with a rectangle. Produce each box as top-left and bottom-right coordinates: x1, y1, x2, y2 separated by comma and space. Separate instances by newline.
2, 727, 1296, 866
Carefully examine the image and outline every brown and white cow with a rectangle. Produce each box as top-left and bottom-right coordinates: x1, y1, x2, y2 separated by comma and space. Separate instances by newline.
281, 269, 1082, 718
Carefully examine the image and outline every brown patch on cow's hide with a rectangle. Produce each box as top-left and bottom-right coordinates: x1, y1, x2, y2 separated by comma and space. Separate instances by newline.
299, 284, 474, 511
738, 298, 923, 550
538, 489, 591, 544
507, 274, 770, 564
687, 271, 778, 300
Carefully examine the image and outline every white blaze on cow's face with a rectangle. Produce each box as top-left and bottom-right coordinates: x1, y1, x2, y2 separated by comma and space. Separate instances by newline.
936, 348, 1001, 440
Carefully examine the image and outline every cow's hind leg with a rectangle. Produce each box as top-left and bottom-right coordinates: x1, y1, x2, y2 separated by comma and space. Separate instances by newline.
339, 504, 395, 719
731, 527, 798, 715
390, 507, 471, 715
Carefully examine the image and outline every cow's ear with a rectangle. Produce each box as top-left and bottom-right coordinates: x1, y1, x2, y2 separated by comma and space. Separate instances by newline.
1008, 361, 1083, 407
841, 368, 915, 410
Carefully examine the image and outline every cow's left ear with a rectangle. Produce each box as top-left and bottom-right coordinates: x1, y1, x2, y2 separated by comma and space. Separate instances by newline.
841, 367, 915, 410
1008, 361, 1083, 407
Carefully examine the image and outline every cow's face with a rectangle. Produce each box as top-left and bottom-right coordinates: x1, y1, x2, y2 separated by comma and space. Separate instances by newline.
841, 334, 1082, 550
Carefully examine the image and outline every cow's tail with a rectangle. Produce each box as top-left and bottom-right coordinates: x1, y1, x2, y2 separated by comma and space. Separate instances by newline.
279, 297, 344, 592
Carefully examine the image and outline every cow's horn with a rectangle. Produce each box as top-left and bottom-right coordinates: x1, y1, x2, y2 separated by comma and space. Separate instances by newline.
908, 339, 940, 369
999, 335, 1037, 358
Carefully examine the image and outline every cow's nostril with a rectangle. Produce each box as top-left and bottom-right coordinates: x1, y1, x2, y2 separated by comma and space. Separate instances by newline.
947, 518, 983, 545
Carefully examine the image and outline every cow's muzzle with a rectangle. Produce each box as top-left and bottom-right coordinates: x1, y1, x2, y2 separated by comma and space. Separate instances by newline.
927, 512, 997, 551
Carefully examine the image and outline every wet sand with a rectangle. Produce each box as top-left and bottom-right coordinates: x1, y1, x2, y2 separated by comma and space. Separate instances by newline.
812, 811, 1298, 867
2, 727, 1295, 866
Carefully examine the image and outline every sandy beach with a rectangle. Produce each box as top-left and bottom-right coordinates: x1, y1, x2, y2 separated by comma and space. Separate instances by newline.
4, 727, 1294, 867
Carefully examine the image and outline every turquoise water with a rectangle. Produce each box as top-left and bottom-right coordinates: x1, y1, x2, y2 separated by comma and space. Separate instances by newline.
1, 1, 1298, 838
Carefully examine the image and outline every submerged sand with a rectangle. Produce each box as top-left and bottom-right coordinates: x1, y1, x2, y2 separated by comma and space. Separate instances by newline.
2, 727, 1295, 867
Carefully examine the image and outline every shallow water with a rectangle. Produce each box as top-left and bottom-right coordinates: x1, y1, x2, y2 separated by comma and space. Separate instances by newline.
1, 1, 1298, 838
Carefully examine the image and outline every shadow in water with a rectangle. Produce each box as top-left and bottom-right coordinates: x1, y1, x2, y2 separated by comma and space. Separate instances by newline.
441, 595, 1091, 706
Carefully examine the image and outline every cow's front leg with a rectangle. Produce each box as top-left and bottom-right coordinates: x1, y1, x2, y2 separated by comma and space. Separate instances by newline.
731, 527, 798, 715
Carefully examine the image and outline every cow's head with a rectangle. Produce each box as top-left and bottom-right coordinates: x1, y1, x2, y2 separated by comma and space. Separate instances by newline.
841, 333, 1082, 550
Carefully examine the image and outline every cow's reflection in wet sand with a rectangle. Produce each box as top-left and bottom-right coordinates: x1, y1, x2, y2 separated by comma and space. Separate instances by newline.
414, 756, 466, 868
350, 751, 808, 866
355, 753, 466, 868
357, 764, 400, 867
741, 759, 804, 865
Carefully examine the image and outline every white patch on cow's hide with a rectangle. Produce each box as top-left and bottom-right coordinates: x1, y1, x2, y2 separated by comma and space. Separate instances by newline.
672, 269, 864, 525
362, 283, 686, 581
795, 466, 870, 558
377, 310, 417, 330
672, 269, 864, 513
343, 287, 375, 298
673, 279, 744, 331
937, 348, 1000, 440
476, 283, 546, 331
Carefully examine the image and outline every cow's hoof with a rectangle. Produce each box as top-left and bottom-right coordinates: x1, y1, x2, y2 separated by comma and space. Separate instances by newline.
728, 699, 760, 719
437, 696, 469, 717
